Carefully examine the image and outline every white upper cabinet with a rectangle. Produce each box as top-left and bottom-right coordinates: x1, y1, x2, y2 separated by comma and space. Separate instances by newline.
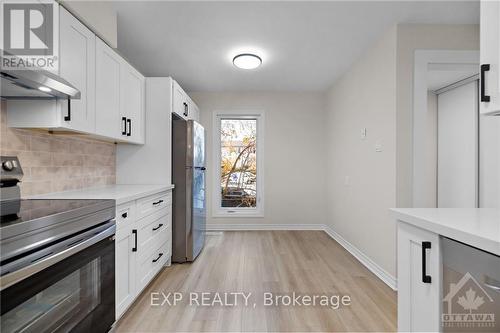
95, 38, 145, 144
172, 80, 200, 121
189, 99, 200, 122
6, 4, 145, 144
480, 0, 500, 115
95, 38, 121, 139
59, 7, 96, 133
120, 62, 145, 144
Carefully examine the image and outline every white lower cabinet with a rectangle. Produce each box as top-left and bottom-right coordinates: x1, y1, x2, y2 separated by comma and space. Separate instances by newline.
397, 222, 442, 332
115, 191, 172, 319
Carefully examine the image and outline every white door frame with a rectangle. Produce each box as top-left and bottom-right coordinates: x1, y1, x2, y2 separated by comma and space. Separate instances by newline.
413, 50, 479, 207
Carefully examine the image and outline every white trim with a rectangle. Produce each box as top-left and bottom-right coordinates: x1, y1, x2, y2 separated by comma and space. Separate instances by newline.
412, 50, 479, 208
206, 224, 325, 231
205, 223, 397, 291
212, 110, 265, 217
323, 225, 397, 291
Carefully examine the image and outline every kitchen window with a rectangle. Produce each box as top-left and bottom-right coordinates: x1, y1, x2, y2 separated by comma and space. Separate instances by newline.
213, 111, 264, 217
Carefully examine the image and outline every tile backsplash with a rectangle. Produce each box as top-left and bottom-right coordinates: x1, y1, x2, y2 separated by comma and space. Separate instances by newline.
1, 101, 116, 196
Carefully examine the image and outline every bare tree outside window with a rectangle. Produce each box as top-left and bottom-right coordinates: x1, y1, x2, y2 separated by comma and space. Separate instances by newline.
220, 119, 257, 208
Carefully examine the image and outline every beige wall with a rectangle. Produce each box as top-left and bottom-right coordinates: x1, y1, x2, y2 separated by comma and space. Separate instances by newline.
395, 24, 480, 208
323, 24, 479, 277
1, 102, 116, 196
190, 92, 327, 227
324, 27, 398, 276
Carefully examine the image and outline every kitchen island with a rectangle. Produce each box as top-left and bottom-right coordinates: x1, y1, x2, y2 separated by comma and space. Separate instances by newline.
392, 208, 500, 332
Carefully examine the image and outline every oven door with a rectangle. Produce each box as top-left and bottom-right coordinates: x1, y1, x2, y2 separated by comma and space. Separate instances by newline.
0, 225, 115, 333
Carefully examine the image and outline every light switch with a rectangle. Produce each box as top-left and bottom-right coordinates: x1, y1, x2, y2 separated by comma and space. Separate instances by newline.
361, 128, 367, 140
344, 176, 350, 186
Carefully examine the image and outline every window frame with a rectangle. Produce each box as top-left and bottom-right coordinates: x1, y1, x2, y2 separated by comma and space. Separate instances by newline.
212, 110, 265, 218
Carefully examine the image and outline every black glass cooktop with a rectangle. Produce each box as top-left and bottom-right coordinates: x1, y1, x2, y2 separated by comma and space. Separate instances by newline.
0, 199, 115, 227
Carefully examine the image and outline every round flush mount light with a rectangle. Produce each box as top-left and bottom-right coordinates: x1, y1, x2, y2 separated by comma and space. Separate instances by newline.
38, 86, 51, 92
233, 53, 262, 70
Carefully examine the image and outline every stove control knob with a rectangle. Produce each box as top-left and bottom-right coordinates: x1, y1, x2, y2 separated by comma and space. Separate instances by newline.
2, 160, 14, 171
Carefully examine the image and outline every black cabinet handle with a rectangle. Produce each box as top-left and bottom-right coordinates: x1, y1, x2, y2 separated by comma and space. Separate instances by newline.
152, 253, 163, 263
152, 199, 163, 206
481, 64, 491, 102
121, 212, 128, 219
183, 102, 188, 117
121, 117, 127, 135
127, 118, 131, 137
64, 100, 71, 121
152, 223, 164, 231
132, 229, 137, 252
422, 241, 432, 283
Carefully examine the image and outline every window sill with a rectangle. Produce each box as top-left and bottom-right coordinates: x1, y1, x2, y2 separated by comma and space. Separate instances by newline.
212, 211, 264, 218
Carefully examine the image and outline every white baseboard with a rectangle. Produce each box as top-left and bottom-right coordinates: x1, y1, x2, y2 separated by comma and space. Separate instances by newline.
206, 223, 325, 231
323, 225, 397, 291
206, 223, 397, 291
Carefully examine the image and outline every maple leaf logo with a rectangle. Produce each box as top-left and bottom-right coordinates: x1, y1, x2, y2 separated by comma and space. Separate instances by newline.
457, 288, 485, 313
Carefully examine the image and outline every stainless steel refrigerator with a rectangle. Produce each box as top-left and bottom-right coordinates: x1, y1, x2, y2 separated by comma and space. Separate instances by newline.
172, 116, 206, 262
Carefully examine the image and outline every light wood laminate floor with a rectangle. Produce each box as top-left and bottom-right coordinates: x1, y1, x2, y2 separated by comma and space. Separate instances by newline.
116, 231, 396, 332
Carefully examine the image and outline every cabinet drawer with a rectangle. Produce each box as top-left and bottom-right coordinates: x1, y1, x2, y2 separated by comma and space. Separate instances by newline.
115, 202, 135, 236
137, 211, 171, 259
136, 192, 171, 220
136, 241, 169, 292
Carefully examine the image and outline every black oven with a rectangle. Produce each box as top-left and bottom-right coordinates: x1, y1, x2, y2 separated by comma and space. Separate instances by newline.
0, 222, 116, 333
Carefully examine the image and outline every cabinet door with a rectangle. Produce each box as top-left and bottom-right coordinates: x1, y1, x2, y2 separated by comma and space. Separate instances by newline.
95, 38, 121, 139
189, 99, 200, 121
397, 222, 441, 332
59, 7, 96, 132
115, 230, 136, 318
121, 63, 145, 144
173, 81, 189, 120
115, 204, 137, 318
480, 0, 500, 115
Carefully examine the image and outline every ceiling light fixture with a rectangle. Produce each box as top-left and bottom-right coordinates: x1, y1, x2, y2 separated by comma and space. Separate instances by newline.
233, 53, 262, 70
38, 86, 51, 92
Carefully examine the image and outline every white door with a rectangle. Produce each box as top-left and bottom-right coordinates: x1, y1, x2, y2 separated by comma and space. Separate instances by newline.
121, 63, 145, 144
437, 80, 478, 208
95, 38, 121, 139
397, 222, 441, 332
480, 0, 500, 115
59, 7, 96, 132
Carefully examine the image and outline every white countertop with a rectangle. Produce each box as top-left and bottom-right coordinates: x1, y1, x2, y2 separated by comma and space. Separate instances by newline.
392, 208, 500, 256
30, 184, 174, 205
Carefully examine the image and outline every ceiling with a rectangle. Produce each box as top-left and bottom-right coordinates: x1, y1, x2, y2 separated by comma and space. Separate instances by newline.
114, 1, 479, 92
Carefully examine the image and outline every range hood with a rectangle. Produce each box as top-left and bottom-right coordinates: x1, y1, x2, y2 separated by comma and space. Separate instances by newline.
1, 55, 80, 100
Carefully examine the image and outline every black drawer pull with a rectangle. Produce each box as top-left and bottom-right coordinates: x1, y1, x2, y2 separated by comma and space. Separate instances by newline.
152, 199, 164, 206
127, 118, 131, 137
121, 117, 127, 135
481, 64, 491, 102
152, 253, 163, 263
422, 241, 432, 283
132, 229, 137, 252
64, 100, 71, 121
152, 223, 164, 231
121, 212, 128, 219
